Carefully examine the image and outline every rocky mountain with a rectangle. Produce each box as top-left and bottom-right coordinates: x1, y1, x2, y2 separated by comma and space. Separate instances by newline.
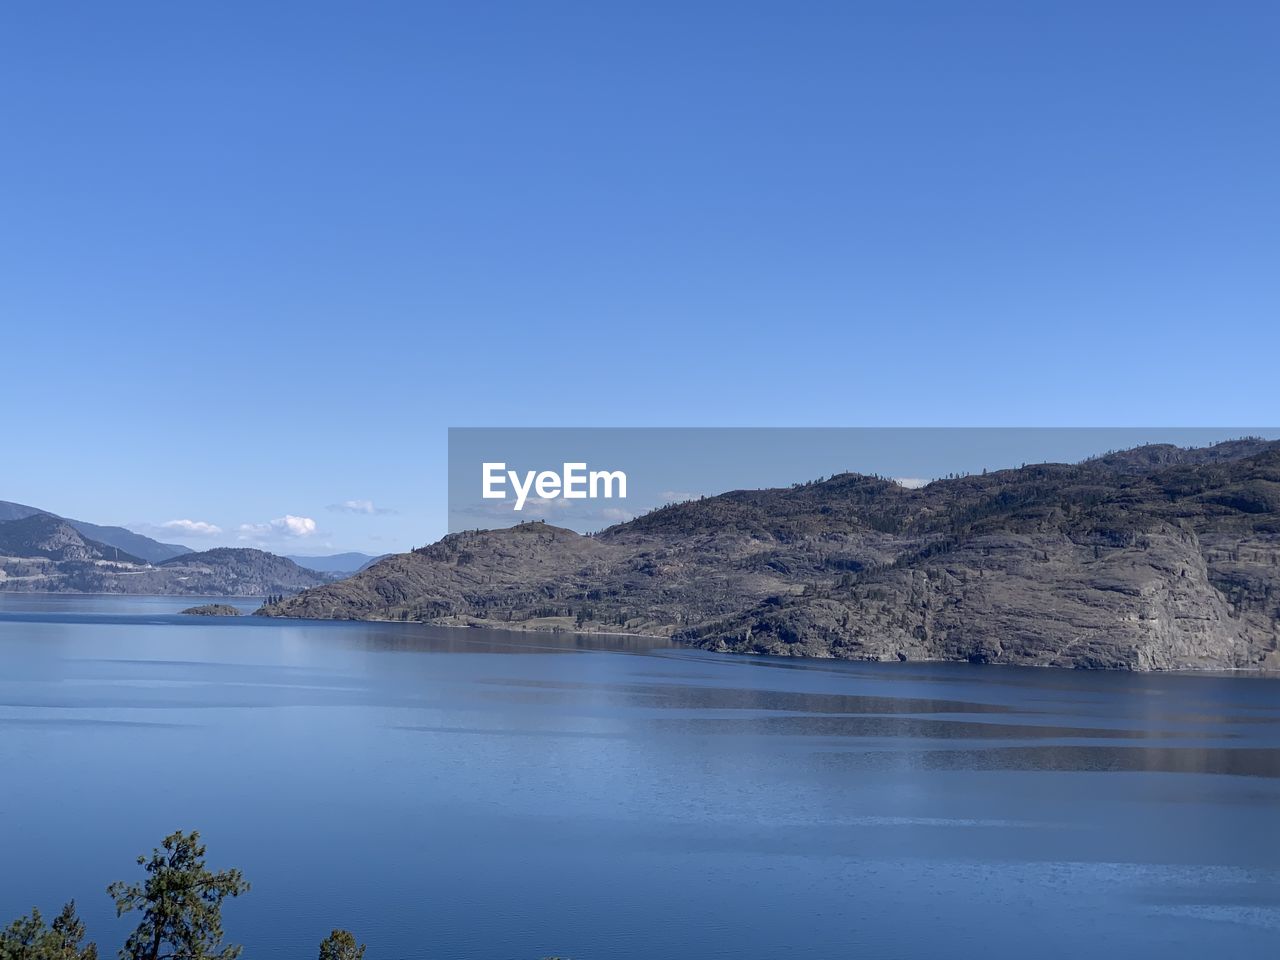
0, 514, 144, 563
0, 540, 330, 597
0, 500, 191, 562
156, 548, 329, 594
261, 439, 1280, 671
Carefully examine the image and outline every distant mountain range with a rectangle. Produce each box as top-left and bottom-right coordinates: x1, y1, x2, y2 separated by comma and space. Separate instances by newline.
12, 441, 1280, 672
0, 513, 145, 564
0, 502, 383, 576
284, 552, 385, 574
261, 439, 1280, 672
0, 500, 191, 562
0, 537, 330, 596
0, 501, 340, 596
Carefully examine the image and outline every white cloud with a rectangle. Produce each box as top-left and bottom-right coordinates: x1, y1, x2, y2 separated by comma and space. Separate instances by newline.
599, 507, 635, 522
328, 499, 394, 515
278, 515, 317, 536
238, 515, 319, 540
160, 519, 223, 537
893, 477, 931, 489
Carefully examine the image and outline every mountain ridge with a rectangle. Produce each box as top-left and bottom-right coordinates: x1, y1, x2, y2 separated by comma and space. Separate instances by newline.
0, 514, 145, 564
0, 500, 191, 562
0, 534, 330, 596
260, 440, 1280, 671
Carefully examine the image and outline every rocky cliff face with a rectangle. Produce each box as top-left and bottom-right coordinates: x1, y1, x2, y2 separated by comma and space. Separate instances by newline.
262, 440, 1280, 671
690, 525, 1259, 670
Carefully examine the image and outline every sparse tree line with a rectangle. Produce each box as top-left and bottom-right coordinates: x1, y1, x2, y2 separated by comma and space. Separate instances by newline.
0, 830, 368, 960
1, 831, 568, 960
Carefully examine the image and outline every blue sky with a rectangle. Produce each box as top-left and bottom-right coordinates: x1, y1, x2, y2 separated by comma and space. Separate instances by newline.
1, 2, 1277, 553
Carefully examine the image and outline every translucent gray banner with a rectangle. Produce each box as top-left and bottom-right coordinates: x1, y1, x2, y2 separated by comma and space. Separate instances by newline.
447, 427, 1280, 534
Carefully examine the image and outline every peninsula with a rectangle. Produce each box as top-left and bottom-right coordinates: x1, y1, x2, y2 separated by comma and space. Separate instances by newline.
259, 439, 1280, 671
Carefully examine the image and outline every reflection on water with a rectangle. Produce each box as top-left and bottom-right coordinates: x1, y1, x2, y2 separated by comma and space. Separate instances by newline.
0, 594, 1277, 960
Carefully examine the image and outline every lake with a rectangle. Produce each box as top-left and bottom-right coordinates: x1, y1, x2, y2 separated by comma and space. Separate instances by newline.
1, 594, 1277, 959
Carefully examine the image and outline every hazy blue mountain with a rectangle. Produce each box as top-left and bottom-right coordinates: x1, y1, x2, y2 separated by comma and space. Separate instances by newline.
0, 501, 48, 525
284, 552, 383, 574
0, 514, 144, 563
64, 518, 191, 563
0, 500, 191, 562
1, 544, 330, 596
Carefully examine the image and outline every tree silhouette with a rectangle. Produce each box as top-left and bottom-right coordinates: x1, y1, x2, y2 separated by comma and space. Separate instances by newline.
0, 900, 97, 960
107, 831, 249, 960
317, 930, 365, 960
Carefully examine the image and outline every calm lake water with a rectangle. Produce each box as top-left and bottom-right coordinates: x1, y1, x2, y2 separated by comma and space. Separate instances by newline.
1, 594, 1278, 959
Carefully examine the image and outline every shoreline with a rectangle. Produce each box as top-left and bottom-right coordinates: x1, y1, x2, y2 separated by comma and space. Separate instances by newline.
255, 609, 1280, 678
3, 592, 1277, 677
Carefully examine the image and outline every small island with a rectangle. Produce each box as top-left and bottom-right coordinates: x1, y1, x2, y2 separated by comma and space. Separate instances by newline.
180, 603, 242, 617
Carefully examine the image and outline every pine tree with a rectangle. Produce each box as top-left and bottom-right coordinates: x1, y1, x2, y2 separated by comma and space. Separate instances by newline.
317, 930, 365, 960
107, 831, 249, 960
0, 901, 97, 960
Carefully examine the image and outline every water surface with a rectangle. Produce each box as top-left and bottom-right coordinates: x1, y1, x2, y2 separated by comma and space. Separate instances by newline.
1, 594, 1277, 959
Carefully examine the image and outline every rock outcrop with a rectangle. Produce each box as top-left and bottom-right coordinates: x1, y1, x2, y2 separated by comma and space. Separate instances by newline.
180, 603, 242, 616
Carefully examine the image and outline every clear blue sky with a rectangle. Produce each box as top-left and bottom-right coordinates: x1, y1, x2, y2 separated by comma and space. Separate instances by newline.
1, 1, 1276, 553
